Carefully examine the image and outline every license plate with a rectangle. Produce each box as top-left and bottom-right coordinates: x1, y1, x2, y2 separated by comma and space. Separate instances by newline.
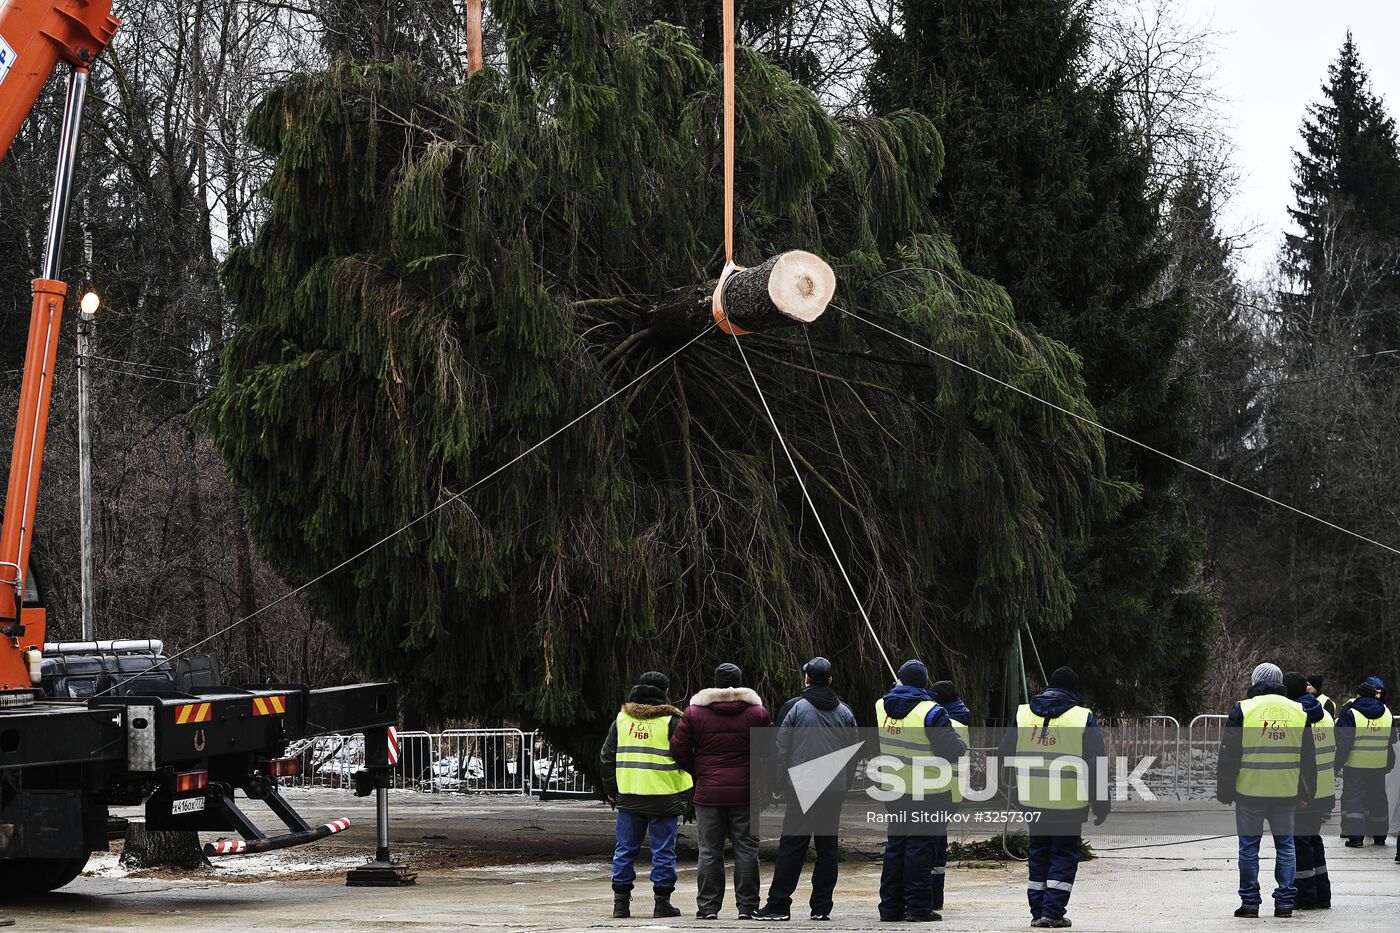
171, 796, 205, 815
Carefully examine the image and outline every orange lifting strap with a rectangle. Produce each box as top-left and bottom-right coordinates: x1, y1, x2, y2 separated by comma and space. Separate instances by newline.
711, 0, 749, 337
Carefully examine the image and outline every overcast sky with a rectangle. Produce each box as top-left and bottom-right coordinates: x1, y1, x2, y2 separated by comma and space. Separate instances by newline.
1173, 1, 1400, 277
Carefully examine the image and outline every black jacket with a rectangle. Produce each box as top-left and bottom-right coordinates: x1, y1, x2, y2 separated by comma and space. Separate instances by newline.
773, 683, 861, 792
1216, 684, 1317, 806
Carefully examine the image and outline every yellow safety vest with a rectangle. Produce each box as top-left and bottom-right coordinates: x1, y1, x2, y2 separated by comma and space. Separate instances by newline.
876, 698, 938, 797
1236, 696, 1308, 798
614, 711, 693, 796
1014, 704, 1091, 810
1313, 708, 1336, 800
1344, 706, 1394, 770
1315, 692, 1332, 713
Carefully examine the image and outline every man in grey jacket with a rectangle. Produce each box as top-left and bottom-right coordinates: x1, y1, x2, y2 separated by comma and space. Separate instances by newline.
753, 657, 860, 922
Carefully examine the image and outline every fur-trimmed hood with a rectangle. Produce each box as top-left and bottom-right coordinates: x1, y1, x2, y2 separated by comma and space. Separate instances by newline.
689, 686, 763, 708
621, 701, 684, 720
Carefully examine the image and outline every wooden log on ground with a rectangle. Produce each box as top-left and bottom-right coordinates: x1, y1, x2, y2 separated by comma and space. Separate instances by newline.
647, 250, 836, 339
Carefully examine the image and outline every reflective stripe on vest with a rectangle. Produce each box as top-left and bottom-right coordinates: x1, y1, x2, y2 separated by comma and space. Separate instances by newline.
1237, 695, 1308, 798
1313, 708, 1336, 800
1014, 704, 1091, 809
615, 711, 693, 796
1344, 707, 1394, 769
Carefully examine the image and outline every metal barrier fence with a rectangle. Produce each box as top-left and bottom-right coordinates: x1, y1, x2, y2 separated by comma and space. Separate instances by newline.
289, 715, 1243, 800
1102, 715, 1183, 796
288, 730, 595, 796
1186, 714, 1227, 797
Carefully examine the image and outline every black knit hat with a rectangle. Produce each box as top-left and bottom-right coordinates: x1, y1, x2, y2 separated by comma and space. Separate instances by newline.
1049, 666, 1079, 692
1283, 671, 1308, 699
898, 659, 930, 689
930, 680, 958, 705
1306, 675, 1325, 693
628, 671, 671, 705
714, 663, 743, 688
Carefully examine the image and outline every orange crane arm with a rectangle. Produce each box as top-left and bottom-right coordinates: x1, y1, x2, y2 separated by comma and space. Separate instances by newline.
0, 0, 119, 693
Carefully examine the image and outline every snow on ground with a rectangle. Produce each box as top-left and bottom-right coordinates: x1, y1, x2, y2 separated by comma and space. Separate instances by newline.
84, 849, 366, 882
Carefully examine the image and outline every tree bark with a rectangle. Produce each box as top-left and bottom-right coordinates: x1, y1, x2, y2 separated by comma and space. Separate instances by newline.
648, 250, 836, 339
120, 820, 210, 871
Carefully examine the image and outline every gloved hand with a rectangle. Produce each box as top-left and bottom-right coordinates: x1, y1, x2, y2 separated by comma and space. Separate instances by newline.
684, 800, 697, 825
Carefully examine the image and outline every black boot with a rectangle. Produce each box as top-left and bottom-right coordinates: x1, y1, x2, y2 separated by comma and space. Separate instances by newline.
613, 887, 631, 919
653, 888, 681, 918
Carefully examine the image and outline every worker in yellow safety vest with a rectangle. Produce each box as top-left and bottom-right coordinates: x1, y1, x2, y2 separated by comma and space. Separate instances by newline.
600, 671, 693, 919
1285, 671, 1333, 909
1335, 675, 1396, 847
872, 660, 967, 923
1217, 662, 1317, 919
995, 666, 1110, 929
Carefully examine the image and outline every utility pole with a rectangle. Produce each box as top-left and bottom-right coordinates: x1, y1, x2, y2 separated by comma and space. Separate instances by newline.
76, 291, 99, 641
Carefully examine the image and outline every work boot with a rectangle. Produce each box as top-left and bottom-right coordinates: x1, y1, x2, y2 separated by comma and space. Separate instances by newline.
1274, 908, 1293, 918
612, 891, 631, 919
1040, 919, 1071, 929
904, 911, 942, 922
653, 889, 681, 919
1344, 837, 1364, 848
1232, 906, 1258, 918
1373, 836, 1387, 846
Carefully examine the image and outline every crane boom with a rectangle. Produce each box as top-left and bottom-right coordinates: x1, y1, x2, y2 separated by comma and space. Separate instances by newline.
0, 0, 119, 694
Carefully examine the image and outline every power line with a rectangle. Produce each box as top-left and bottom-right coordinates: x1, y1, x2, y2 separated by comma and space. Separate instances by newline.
87, 355, 195, 375
1214, 361, 1400, 393
1201, 347, 1397, 379
728, 327, 898, 680
88, 363, 206, 389
839, 306, 1400, 559
95, 323, 717, 696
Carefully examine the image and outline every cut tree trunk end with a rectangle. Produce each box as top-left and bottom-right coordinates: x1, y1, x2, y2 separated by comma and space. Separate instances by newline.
721, 251, 836, 331
119, 820, 211, 871
646, 250, 837, 340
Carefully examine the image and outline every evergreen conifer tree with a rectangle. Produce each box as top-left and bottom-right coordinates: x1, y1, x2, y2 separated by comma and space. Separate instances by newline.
869, 0, 1210, 713
206, 0, 1114, 745
1282, 32, 1400, 355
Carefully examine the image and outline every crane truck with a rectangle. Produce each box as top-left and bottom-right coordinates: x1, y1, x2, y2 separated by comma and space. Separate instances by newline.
0, 0, 406, 892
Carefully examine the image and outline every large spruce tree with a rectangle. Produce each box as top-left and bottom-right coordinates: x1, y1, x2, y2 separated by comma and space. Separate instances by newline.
206, 0, 1114, 747
1258, 35, 1400, 681
870, 0, 1210, 713
1282, 32, 1400, 355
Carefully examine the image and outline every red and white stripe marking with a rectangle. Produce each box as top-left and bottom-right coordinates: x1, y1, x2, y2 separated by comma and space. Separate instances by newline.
322, 817, 351, 835
387, 726, 400, 765
210, 839, 247, 855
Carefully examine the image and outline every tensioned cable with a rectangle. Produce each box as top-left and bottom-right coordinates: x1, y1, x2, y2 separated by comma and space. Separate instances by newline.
727, 328, 898, 679
94, 323, 717, 696
839, 305, 1400, 558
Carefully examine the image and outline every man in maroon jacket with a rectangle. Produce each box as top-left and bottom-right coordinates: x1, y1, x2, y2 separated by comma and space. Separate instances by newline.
671, 662, 772, 920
